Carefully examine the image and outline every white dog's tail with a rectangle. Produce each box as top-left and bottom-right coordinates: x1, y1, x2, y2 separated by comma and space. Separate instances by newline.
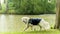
39, 19, 50, 30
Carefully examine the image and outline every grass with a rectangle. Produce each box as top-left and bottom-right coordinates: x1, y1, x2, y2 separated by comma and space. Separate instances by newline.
0, 29, 60, 34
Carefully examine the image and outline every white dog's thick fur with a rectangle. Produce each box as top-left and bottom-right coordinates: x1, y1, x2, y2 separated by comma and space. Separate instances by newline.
39, 19, 50, 30
21, 17, 50, 31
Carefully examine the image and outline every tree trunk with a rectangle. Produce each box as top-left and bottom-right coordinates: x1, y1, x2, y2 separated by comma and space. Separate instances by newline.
54, 0, 60, 29
5, 0, 8, 13
0, 0, 2, 10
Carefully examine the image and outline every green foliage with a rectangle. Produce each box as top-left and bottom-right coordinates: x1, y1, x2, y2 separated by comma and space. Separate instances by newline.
8, 0, 15, 10
8, 0, 56, 15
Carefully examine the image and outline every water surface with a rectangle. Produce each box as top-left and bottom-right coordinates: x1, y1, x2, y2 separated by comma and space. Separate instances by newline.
0, 14, 55, 32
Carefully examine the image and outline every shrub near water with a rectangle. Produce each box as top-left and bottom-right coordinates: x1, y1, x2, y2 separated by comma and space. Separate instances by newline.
10, 0, 56, 15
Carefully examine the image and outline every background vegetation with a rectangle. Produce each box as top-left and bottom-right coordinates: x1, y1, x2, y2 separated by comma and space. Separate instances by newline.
0, 0, 56, 15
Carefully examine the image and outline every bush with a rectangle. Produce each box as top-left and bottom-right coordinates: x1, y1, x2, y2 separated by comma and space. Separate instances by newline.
9, 0, 56, 15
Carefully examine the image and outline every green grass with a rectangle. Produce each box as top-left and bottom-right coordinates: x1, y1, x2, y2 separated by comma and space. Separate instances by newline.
0, 29, 60, 34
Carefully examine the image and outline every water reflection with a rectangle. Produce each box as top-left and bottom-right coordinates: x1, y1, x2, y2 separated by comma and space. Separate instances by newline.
0, 14, 55, 32
0, 15, 15, 32
0, 15, 7, 32
0, 14, 22, 32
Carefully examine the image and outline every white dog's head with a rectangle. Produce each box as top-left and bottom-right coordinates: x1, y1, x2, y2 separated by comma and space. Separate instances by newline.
21, 17, 30, 24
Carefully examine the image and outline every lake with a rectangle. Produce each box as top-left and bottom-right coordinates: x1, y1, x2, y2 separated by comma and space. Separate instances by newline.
0, 14, 56, 32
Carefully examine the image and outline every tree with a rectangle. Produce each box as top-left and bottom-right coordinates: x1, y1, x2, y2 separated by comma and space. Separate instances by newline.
5, 0, 8, 13
54, 0, 60, 29
0, 0, 2, 10
24, 0, 34, 15
11, 0, 56, 15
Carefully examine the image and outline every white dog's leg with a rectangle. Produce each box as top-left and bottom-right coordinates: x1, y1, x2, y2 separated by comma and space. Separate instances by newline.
30, 25, 35, 31
38, 24, 42, 30
30, 25, 33, 31
24, 25, 29, 31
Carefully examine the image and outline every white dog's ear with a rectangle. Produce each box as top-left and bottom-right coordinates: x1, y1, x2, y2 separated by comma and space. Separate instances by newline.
21, 17, 30, 24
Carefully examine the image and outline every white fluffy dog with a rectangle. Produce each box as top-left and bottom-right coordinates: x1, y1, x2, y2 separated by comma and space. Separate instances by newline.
21, 17, 50, 31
